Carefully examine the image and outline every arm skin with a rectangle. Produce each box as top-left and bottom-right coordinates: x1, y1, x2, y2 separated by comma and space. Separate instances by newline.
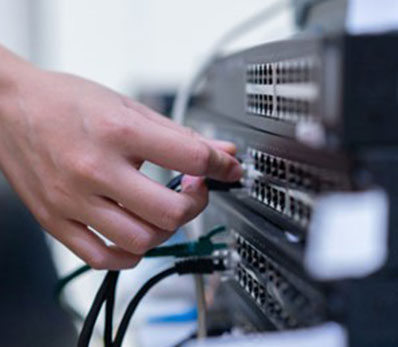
0, 45, 242, 270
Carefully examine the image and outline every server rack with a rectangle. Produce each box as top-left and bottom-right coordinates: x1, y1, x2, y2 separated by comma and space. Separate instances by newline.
185, 30, 398, 347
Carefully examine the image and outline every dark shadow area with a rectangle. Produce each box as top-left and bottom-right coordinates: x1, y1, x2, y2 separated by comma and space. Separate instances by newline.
0, 178, 77, 347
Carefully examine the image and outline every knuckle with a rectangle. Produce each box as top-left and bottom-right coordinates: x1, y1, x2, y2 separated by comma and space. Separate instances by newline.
191, 143, 211, 175
98, 117, 134, 143
44, 183, 70, 212
125, 232, 153, 255
160, 203, 189, 231
71, 155, 102, 182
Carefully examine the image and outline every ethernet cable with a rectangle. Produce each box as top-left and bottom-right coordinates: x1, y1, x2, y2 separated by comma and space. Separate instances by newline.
64, 172, 241, 347
77, 256, 228, 347
55, 225, 228, 300
112, 257, 228, 347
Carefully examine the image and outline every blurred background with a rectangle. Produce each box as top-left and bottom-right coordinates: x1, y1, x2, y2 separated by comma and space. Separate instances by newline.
0, 1, 294, 346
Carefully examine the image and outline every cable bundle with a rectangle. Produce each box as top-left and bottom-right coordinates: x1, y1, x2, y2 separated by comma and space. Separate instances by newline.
67, 173, 238, 347
77, 257, 227, 347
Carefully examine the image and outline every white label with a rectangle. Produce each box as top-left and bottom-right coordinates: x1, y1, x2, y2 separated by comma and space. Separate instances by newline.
305, 189, 389, 280
346, 0, 398, 34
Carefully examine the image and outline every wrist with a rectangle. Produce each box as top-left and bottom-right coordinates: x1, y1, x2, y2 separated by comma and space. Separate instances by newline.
0, 46, 36, 171
0, 46, 36, 106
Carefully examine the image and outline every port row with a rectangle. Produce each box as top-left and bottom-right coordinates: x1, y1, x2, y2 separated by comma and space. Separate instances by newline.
235, 261, 300, 329
246, 58, 314, 85
246, 93, 312, 122
234, 232, 314, 327
250, 179, 312, 227
248, 147, 342, 193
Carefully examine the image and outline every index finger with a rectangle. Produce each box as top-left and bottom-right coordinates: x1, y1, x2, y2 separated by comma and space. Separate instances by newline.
131, 119, 243, 182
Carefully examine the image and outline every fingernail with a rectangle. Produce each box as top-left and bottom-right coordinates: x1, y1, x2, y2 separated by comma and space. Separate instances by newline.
228, 163, 243, 181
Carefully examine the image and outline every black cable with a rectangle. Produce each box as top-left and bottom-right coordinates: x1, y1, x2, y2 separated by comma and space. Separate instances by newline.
166, 173, 243, 192
166, 174, 184, 190
112, 258, 226, 347
112, 267, 178, 347
77, 171, 239, 347
104, 271, 119, 347
78, 271, 118, 347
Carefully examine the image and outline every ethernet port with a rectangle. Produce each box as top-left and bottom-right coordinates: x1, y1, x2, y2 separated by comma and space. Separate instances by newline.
254, 184, 260, 199
241, 242, 248, 259
265, 155, 272, 174
252, 282, 259, 299
289, 165, 296, 184
271, 188, 278, 208
263, 95, 268, 115
242, 273, 247, 287
259, 182, 265, 201
252, 249, 259, 267
258, 286, 266, 305
247, 276, 253, 292
247, 245, 254, 264
253, 151, 259, 170
276, 96, 281, 114
267, 64, 272, 84
271, 158, 278, 177
258, 151, 264, 167
279, 191, 286, 211
279, 160, 286, 180
258, 255, 266, 273
290, 197, 296, 217
265, 186, 271, 205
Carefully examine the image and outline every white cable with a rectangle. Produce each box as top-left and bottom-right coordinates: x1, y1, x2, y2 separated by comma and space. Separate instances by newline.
171, 0, 289, 125
194, 274, 207, 339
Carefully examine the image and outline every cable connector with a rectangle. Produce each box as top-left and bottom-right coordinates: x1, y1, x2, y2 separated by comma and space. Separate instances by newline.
144, 225, 227, 258
205, 178, 243, 191
175, 257, 227, 275
167, 173, 244, 192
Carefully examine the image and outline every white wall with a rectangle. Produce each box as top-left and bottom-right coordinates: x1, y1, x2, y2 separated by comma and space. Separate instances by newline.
0, 0, 35, 59
30, 0, 294, 94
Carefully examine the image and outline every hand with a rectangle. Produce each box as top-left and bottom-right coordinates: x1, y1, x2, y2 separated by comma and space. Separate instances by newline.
0, 59, 242, 270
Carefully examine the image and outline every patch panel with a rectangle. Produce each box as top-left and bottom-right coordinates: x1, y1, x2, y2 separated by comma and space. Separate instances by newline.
248, 147, 344, 193
233, 231, 318, 328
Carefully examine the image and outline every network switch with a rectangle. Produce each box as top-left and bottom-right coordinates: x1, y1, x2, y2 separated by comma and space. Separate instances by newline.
200, 34, 398, 147
184, 21, 398, 347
